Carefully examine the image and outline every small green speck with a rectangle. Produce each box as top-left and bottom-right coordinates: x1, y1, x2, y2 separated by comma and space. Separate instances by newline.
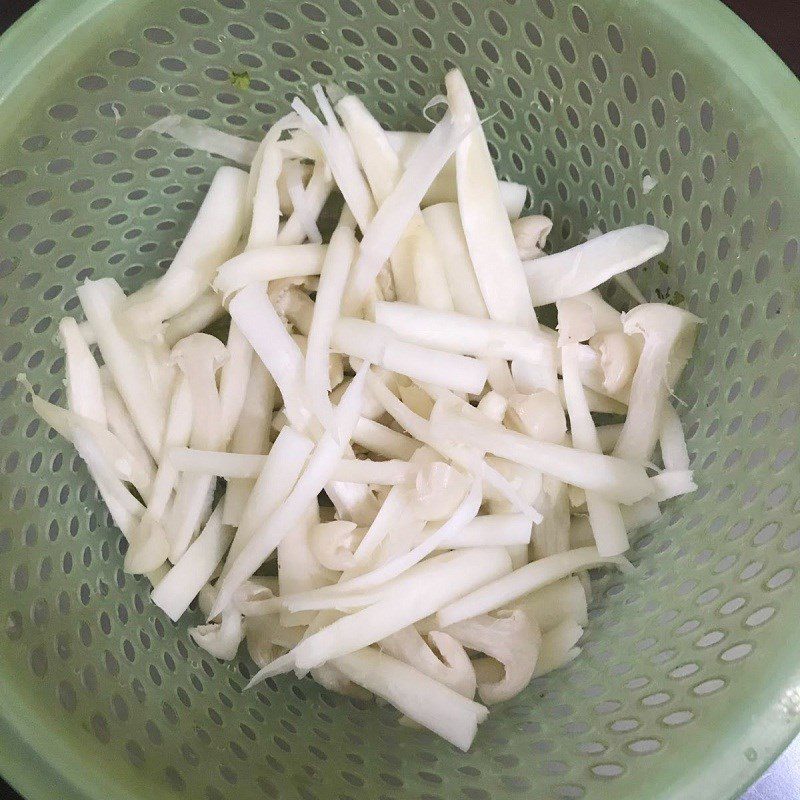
670, 291, 686, 307
230, 70, 251, 90
658, 259, 670, 274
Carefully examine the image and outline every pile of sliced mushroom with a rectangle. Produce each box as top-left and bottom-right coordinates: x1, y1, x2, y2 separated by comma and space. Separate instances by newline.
24, 69, 700, 751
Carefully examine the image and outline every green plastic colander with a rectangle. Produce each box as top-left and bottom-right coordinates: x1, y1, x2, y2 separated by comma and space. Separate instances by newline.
0, 1, 798, 798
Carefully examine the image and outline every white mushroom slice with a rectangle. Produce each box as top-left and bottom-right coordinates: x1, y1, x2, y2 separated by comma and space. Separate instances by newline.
171, 334, 228, 449
333, 647, 488, 751
523, 225, 668, 305
77, 279, 166, 458
446, 68, 535, 328
245, 617, 280, 669
659, 402, 690, 471
531, 477, 571, 560
124, 166, 249, 331
381, 627, 476, 698
142, 115, 259, 164
163, 291, 225, 348
445, 609, 541, 704
255, 547, 512, 674
429, 403, 652, 505
213, 244, 328, 297
437, 546, 632, 627
150, 502, 232, 621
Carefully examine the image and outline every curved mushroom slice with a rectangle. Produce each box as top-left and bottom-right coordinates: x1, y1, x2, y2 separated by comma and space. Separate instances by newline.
228, 283, 315, 433
561, 342, 629, 557
150, 502, 232, 620
421, 202, 487, 317
305, 213, 358, 427
381, 627, 476, 698
59, 316, 107, 426
293, 85, 376, 233
512, 215, 552, 260
413, 461, 471, 522
189, 605, 244, 661
384, 133, 527, 219
278, 505, 337, 627
429, 403, 652, 505
444, 609, 541, 705
436, 546, 632, 627
142, 115, 259, 164
280, 158, 335, 246
510, 576, 588, 633
223, 363, 275, 527
409, 219, 455, 312
345, 105, 473, 309
163, 291, 225, 348
576, 291, 624, 333
247, 113, 303, 250
213, 244, 328, 297
309, 520, 362, 572
101, 375, 155, 500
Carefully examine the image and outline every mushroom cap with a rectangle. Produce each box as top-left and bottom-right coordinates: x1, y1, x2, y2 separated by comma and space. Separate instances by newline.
170, 332, 229, 371
309, 520, 361, 571
508, 389, 567, 444
589, 330, 638, 395
413, 461, 471, 522
189, 606, 244, 661
622, 303, 702, 343
476, 390, 508, 423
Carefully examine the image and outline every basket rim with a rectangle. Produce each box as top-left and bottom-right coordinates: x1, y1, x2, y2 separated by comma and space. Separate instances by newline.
1, 1, 799, 799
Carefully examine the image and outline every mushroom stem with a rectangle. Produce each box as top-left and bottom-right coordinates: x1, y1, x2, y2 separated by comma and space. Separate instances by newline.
613, 304, 701, 463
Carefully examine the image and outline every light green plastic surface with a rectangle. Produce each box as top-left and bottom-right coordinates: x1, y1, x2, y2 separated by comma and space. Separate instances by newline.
0, 1, 799, 799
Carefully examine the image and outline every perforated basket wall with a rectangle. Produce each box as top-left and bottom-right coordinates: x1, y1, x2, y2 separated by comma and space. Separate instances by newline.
0, 1, 798, 799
